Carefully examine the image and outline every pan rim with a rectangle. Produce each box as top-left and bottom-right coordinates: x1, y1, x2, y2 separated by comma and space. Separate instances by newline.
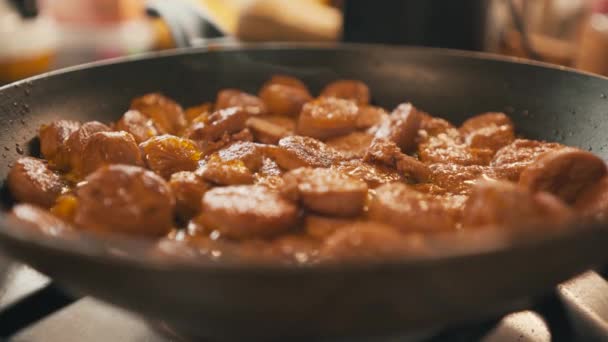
0, 42, 607, 274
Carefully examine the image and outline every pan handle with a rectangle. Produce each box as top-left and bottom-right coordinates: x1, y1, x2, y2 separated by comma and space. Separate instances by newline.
0, 282, 79, 339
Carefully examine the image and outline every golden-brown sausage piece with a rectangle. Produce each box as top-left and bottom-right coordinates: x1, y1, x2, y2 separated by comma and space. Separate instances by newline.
39, 120, 80, 163
8, 157, 65, 208
320, 80, 370, 105
462, 179, 573, 229
63, 121, 112, 173
131, 93, 187, 135
196, 185, 299, 239
115, 110, 159, 143
139, 135, 201, 179
519, 147, 607, 203
283, 167, 368, 217
259, 83, 312, 116
575, 176, 608, 221
368, 183, 456, 233
374, 103, 422, 153
268, 135, 347, 170
460, 112, 515, 153
169, 171, 209, 221
215, 89, 267, 114
74, 164, 175, 236
81, 131, 144, 176
297, 97, 360, 140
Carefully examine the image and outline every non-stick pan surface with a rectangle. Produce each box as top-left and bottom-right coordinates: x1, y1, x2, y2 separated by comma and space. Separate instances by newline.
0, 43, 607, 340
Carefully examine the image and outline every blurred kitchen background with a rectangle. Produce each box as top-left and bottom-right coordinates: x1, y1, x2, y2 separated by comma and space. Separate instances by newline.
2, 0, 608, 85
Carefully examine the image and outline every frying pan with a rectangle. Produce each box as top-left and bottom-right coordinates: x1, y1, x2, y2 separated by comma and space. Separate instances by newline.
0, 43, 607, 340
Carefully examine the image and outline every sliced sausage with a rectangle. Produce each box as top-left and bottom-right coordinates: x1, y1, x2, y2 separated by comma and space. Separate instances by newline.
374, 103, 422, 153
490, 139, 563, 181
186, 107, 252, 142
460, 112, 514, 152
320, 222, 427, 262
262, 75, 309, 92
326, 132, 374, 158
198, 128, 254, 156
575, 176, 608, 221
418, 127, 493, 166
519, 147, 607, 203
74, 164, 174, 236
364, 138, 429, 182
418, 114, 455, 136
267, 135, 345, 170
169, 171, 209, 221
215, 89, 267, 114
8, 157, 66, 208
368, 183, 456, 233
259, 83, 312, 116
39, 120, 80, 163
131, 93, 187, 135
305, 215, 362, 240
11, 204, 75, 237
296, 97, 360, 140
246, 116, 294, 144
184, 102, 213, 123
333, 160, 405, 188
197, 155, 254, 185
139, 135, 202, 179
115, 110, 159, 143
320, 80, 370, 105
64, 121, 111, 172
217, 141, 265, 171
462, 179, 573, 229
81, 131, 144, 176
428, 163, 496, 195
356, 105, 389, 131
283, 167, 368, 217
196, 185, 299, 239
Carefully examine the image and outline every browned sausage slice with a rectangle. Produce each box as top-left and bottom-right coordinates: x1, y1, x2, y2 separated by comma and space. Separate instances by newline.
169, 171, 209, 221
519, 148, 607, 203
139, 135, 202, 179
115, 110, 159, 143
217, 141, 266, 171
81, 131, 144, 176
326, 132, 374, 158
268, 135, 346, 170
490, 139, 563, 181
215, 89, 267, 114
196, 185, 299, 239
305, 215, 362, 240
462, 179, 573, 228
197, 155, 254, 185
186, 107, 252, 142
368, 183, 456, 233
8, 157, 66, 208
296, 97, 360, 140
64, 121, 111, 172
262, 75, 309, 92
320, 222, 427, 262
259, 83, 312, 116
364, 138, 429, 182
418, 127, 493, 166
320, 80, 370, 105
39, 120, 80, 163
460, 112, 515, 152
184, 102, 213, 123
333, 160, 405, 188
356, 105, 389, 131
246, 116, 294, 144
131, 93, 187, 135
283, 167, 368, 217
74, 164, 174, 236
428, 163, 495, 195
374, 103, 423, 153
11, 204, 75, 237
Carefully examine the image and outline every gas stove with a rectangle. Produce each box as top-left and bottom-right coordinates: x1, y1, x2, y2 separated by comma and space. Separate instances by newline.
0, 254, 607, 341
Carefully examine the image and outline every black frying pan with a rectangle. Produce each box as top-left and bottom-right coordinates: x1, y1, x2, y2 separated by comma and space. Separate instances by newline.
0, 43, 607, 340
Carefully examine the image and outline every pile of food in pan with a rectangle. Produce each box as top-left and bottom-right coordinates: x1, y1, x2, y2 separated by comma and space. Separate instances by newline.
7, 76, 608, 264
